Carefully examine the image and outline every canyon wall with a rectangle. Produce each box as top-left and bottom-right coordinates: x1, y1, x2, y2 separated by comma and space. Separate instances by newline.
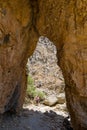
0, 0, 38, 113
36, 1, 87, 130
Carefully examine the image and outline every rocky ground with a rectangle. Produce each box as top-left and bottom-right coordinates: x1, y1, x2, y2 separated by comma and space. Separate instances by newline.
0, 37, 73, 130
0, 104, 72, 130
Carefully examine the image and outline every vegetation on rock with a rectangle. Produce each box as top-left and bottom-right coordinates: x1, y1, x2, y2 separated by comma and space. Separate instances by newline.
26, 75, 45, 103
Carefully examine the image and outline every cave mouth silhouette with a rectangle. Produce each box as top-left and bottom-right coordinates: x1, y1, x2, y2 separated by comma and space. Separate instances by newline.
26, 36, 66, 109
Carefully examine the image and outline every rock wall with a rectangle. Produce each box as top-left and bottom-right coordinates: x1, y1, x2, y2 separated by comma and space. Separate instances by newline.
0, 0, 38, 113
35, 1, 87, 130
0, 1, 87, 130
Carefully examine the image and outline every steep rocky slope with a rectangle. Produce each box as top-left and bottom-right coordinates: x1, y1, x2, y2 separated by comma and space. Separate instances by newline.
27, 36, 67, 115
27, 36, 65, 96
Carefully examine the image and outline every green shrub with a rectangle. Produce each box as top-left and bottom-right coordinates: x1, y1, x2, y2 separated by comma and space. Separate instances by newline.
26, 75, 36, 98
35, 90, 45, 100
26, 75, 45, 102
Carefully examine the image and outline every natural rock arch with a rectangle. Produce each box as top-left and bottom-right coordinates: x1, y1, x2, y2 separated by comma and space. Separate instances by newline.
0, 1, 87, 130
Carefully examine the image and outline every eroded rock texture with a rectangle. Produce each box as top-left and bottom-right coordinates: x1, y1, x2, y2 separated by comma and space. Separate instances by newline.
0, 1, 87, 130
35, 1, 87, 130
0, 0, 38, 113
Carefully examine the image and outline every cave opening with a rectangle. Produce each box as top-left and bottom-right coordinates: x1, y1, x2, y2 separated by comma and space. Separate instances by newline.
27, 36, 65, 105
25, 36, 68, 117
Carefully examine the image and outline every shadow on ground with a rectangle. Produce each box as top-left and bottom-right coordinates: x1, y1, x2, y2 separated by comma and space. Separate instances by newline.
0, 109, 73, 130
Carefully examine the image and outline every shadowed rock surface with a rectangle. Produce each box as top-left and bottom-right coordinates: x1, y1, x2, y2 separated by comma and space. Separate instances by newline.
0, 1, 87, 130
0, 108, 72, 130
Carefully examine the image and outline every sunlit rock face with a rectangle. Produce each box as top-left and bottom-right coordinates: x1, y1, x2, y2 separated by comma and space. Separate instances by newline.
0, 1, 87, 130
0, 0, 38, 113
36, 1, 87, 130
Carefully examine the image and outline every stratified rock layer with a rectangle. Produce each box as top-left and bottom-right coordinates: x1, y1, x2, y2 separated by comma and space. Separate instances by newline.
0, 1, 87, 130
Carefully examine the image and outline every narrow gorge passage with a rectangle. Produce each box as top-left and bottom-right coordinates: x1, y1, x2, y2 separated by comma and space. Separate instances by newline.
0, 1, 87, 130
0, 37, 72, 130
24, 36, 72, 130
27, 36, 66, 108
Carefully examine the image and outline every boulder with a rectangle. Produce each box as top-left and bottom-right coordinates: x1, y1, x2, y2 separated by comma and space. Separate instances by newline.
44, 95, 58, 106
57, 93, 65, 104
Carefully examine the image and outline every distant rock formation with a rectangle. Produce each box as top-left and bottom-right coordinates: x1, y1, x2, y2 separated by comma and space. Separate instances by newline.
27, 36, 65, 95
